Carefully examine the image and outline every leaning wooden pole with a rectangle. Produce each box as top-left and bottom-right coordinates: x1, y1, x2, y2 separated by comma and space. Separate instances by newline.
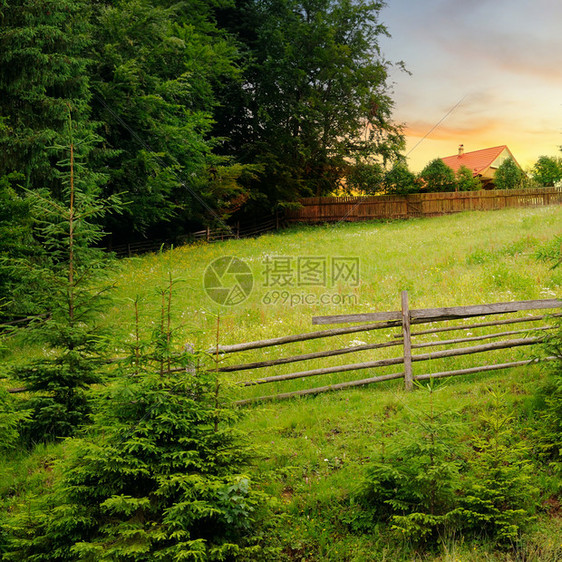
401, 291, 413, 391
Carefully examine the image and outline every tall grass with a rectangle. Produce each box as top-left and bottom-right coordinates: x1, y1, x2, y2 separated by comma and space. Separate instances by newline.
3, 205, 561, 560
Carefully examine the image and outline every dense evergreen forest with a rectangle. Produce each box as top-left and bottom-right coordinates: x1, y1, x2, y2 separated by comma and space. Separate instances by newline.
0, 0, 404, 243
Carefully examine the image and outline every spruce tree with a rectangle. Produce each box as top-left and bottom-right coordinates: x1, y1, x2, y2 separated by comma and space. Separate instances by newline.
354, 385, 463, 545
458, 391, 538, 545
0, 173, 38, 321
5, 278, 277, 561
0, 0, 94, 197
11, 111, 120, 442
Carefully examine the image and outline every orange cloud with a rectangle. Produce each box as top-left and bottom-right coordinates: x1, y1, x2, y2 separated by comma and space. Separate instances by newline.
404, 119, 502, 141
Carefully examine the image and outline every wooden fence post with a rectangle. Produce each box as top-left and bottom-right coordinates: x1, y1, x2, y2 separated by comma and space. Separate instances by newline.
401, 290, 413, 391
184, 343, 196, 375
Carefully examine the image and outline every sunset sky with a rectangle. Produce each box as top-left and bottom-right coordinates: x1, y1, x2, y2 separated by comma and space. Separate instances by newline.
379, 0, 562, 172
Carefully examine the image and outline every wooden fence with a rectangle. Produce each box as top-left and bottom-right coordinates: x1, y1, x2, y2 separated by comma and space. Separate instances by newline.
107, 188, 561, 256
191, 215, 282, 242
285, 187, 562, 223
109, 214, 283, 257
213, 293, 561, 405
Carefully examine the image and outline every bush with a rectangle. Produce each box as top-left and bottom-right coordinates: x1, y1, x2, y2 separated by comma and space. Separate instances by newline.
533, 237, 562, 475
456, 165, 481, 191
494, 159, 525, 190
6, 370, 277, 561
353, 386, 463, 545
4, 283, 278, 561
384, 162, 418, 195
419, 159, 457, 192
457, 391, 539, 545
531, 155, 562, 187
347, 161, 385, 195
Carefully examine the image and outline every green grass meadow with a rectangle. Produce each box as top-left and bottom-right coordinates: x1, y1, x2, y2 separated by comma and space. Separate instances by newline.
105, 205, 562, 559
108, 205, 561, 400
3, 205, 562, 561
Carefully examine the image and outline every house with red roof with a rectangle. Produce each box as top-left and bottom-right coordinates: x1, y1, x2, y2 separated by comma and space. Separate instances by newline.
441, 145, 522, 189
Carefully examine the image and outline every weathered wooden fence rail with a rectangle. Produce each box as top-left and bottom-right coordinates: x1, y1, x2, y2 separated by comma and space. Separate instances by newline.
108, 215, 283, 257
214, 293, 561, 405
285, 187, 562, 223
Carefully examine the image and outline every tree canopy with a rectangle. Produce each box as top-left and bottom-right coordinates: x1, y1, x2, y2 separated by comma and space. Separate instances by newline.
0, 0, 404, 240
214, 0, 405, 209
419, 159, 457, 193
531, 155, 562, 187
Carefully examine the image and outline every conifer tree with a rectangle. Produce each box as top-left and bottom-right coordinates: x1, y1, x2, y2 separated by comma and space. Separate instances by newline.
0, 173, 38, 320
11, 111, 120, 442
354, 385, 463, 545
5, 278, 276, 561
458, 391, 538, 545
534, 239, 562, 474
90, 0, 245, 237
0, 0, 94, 198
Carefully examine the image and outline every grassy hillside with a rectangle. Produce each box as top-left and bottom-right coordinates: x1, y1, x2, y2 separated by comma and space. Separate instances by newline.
111, 206, 561, 349
111, 206, 561, 560
107, 206, 561, 401
2, 205, 561, 561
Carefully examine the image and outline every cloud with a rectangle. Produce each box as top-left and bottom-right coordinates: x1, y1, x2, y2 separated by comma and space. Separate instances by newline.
428, 1, 562, 85
381, 0, 562, 172
404, 119, 502, 141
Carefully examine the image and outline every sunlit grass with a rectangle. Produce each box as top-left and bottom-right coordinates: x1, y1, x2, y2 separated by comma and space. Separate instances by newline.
3, 205, 561, 560
104, 205, 561, 402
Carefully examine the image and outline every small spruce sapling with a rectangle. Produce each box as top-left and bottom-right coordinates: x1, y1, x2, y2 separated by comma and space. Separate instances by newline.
354, 383, 463, 546
10, 110, 120, 442
458, 389, 539, 545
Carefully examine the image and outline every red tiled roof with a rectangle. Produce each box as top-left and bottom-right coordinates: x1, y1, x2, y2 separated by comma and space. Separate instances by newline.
441, 145, 509, 176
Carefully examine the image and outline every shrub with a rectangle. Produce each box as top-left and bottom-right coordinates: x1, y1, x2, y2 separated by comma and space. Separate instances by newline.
456, 165, 481, 191
494, 159, 524, 190
533, 237, 562, 476
384, 161, 418, 195
347, 161, 385, 195
531, 155, 562, 187
457, 391, 539, 546
353, 385, 463, 545
419, 159, 457, 192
